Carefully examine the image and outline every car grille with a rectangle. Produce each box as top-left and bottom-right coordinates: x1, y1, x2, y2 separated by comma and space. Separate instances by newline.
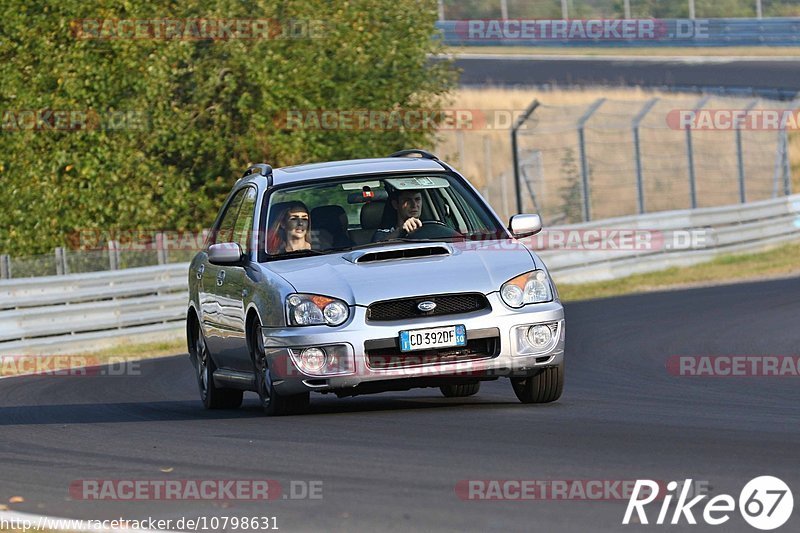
366, 293, 490, 321
366, 336, 500, 370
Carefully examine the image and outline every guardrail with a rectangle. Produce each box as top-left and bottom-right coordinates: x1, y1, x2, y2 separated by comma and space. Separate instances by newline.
0, 264, 188, 355
538, 193, 800, 283
437, 18, 800, 47
1, 194, 798, 354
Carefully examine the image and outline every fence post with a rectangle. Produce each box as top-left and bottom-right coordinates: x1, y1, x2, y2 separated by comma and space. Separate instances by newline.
736, 99, 760, 204
156, 232, 168, 265
55, 247, 67, 276
686, 95, 711, 210
577, 98, 606, 222
108, 240, 120, 270
783, 129, 792, 196
632, 98, 659, 215
0, 254, 10, 279
511, 99, 540, 215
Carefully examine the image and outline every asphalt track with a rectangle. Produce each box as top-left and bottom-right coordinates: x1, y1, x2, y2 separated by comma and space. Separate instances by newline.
454, 55, 800, 95
1, 275, 799, 532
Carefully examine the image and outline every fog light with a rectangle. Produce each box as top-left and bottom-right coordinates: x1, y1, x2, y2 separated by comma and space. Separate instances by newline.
526, 325, 552, 349
299, 347, 326, 373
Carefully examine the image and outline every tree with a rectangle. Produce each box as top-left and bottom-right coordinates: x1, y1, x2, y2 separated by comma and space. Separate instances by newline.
0, 0, 456, 255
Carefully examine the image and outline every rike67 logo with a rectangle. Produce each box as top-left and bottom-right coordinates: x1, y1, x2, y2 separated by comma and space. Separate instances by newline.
623, 476, 793, 530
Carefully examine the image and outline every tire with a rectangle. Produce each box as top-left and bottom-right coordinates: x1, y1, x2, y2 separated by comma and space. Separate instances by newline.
251, 321, 310, 416
511, 362, 564, 404
192, 324, 243, 409
440, 382, 481, 398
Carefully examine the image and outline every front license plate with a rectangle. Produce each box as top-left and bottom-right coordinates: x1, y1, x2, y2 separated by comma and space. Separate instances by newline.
399, 325, 467, 352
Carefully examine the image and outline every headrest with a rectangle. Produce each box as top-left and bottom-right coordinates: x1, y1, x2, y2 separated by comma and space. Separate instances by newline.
310, 205, 348, 230
360, 201, 386, 230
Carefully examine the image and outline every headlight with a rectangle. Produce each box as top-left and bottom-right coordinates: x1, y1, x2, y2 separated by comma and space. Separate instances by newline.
500, 270, 553, 308
286, 294, 350, 326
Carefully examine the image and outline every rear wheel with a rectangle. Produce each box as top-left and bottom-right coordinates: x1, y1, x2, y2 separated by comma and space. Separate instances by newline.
192, 324, 243, 409
511, 362, 564, 404
251, 321, 310, 416
440, 382, 480, 398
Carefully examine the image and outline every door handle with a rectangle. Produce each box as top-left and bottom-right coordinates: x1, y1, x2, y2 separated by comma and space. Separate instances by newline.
196, 264, 205, 280
216, 270, 226, 286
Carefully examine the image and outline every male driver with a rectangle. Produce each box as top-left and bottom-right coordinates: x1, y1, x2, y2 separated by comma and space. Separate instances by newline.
373, 189, 423, 241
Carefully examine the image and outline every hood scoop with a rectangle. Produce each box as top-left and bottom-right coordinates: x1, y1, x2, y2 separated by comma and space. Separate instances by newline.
346, 243, 453, 264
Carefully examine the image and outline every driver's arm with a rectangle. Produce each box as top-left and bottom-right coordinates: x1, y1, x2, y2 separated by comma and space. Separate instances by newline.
400, 217, 422, 236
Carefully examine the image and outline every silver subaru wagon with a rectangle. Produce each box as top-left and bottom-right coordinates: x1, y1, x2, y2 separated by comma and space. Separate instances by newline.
187, 150, 565, 415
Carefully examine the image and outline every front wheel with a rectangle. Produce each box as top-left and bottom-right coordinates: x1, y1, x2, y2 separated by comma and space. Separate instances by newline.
251, 322, 310, 416
192, 326, 243, 409
511, 362, 564, 404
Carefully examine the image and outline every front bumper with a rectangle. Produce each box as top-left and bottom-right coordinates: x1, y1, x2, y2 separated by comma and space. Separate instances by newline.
262, 293, 564, 396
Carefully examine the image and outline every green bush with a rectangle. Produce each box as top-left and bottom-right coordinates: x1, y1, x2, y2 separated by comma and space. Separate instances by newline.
0, 0, 455, 255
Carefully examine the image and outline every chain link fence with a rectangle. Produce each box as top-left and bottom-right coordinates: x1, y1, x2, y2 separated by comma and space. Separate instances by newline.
512, 95, 796, 224
0, 234, 199, 280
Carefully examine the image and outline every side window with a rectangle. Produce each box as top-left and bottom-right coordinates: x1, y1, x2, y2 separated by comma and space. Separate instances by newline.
212, 189, 246, 245
233, 187, 257, 253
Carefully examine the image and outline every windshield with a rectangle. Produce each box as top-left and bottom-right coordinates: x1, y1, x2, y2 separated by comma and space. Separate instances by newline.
261, 173, 506, 260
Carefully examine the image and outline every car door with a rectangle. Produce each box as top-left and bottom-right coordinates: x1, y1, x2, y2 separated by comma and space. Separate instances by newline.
215, 186, 258, 370
200, 188, 246, 360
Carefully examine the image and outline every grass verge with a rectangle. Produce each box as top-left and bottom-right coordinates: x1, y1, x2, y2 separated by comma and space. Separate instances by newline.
557, 241, 800, 301
0, 339, 187, 378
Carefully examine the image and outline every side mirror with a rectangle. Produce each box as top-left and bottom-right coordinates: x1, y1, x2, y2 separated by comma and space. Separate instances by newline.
208, 243, 244, 265
509, 214, 543, 238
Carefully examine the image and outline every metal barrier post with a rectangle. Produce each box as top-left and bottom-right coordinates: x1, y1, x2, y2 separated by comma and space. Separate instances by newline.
577, 98, 606, 222
736, 99, 760, 204
783, 129, 792, 196
0, 254, 10, 279
55, 247, 66, 276
156, 232, 168, 265
632, 98, 659, 214
511, 99, 540, 215
686, 95, 711, 210
108, 240, 120, 270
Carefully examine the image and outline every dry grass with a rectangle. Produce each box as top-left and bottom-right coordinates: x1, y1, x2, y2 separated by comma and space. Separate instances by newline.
557, 241, 800, 301
446, 46, 800, 57
0, 339, 186, 377
431, 87, 800, 222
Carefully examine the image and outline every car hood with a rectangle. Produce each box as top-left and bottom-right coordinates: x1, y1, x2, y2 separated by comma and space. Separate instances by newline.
262, 240, 538, 306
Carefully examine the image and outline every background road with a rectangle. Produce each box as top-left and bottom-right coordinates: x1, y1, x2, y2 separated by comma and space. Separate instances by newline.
1, 276, 799, 532
454, 55, 800, 96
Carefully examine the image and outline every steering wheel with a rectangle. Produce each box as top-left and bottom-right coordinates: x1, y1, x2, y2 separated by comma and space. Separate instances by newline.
405, 220, 463, 240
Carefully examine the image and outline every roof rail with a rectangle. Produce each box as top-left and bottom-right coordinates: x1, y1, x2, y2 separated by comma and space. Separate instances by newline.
242, 164, 273, 178
389, 149, 439, 160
